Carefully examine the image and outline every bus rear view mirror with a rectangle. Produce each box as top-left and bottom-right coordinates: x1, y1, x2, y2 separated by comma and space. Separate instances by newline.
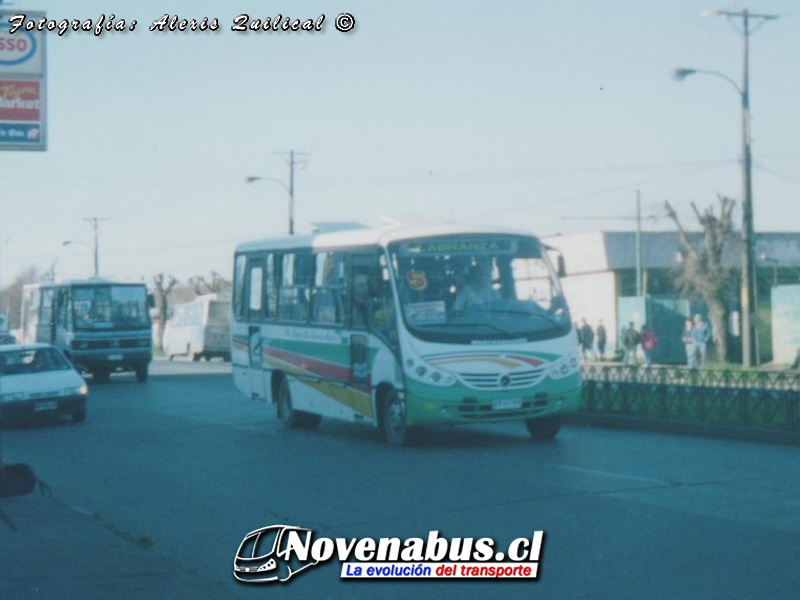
556, 256, 566, 278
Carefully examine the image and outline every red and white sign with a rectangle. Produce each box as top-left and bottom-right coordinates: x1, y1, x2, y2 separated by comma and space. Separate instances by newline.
0, 10, 46, 151
0, 80, 41, 121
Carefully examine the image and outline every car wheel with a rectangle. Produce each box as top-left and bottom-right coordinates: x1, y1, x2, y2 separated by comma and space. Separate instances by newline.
382, 388, 417, 446
525, 416, 562, 440
135, 364, 148, 383
72, 410, 86, 423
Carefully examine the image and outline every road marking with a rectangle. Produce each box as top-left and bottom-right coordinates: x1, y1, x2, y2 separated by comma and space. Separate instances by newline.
545, 464, 673, 486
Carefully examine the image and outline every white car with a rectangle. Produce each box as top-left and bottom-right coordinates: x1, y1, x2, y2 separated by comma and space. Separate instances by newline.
0, 343, 89, 424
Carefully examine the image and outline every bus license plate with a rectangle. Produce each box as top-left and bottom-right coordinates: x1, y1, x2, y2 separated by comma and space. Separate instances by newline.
492, 397, 522, 411
34, 401, 58, 412
108, 354, 123, 361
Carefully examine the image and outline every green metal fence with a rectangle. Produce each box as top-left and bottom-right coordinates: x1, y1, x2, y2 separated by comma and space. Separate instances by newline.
580, 365, 800, 431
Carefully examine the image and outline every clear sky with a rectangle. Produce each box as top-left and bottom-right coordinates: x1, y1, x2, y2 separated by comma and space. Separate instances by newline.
0, 0, 797, 287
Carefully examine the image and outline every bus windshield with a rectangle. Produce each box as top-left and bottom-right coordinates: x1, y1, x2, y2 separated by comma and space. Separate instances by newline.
72, 285, 150, 330
390, 235, 571, 343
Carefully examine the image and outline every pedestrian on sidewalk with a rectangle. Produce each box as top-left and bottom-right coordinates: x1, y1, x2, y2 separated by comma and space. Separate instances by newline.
640, 324, 658, 369
622, 322, 640, 366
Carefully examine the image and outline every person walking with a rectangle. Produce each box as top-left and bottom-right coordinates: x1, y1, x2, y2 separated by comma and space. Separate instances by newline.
622, 322, 640, 366
580, 318, 595, 360
596, 320, 607, 360
691, 314, 712, 368
639, 324, 658, 369
681, 318, 695, 368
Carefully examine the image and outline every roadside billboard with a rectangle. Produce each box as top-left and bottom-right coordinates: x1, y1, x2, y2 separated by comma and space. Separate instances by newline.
0, 10, 46, 151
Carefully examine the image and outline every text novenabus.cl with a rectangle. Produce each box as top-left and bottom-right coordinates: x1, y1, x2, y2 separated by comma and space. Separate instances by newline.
234, 525, 544, 584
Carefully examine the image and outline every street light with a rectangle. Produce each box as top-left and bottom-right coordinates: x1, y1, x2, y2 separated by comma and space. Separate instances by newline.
671, 9, 778, 368
245, 175, 294, 235
62, 240, 96, 277
759, 252, 778, 287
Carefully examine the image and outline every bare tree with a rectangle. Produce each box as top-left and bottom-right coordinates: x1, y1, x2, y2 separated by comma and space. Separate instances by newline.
665, 196, 735, 362
152, 273, 178, 350
188, 271, 231, 297
0, 266, 41, 331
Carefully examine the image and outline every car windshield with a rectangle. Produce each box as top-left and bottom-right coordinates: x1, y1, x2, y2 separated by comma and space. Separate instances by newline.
72, 285, 150, 330
389, 234, 571, 343
0, 347, 72, 375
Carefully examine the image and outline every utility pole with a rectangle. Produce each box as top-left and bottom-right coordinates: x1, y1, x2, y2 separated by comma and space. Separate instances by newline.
84, 217, 110, 277
274, 150, 309, 235
709, 8, 777, 367
562, 190, 652, 296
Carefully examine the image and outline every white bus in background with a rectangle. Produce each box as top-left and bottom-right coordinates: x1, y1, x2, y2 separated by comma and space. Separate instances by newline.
163, 295, 231, 362
231, 221, 581, 445
21, 278, 153, 382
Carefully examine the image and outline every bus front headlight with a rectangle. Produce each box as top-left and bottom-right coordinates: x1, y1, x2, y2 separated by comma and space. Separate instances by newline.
550, 355, 580, 380
404, 354, 455, 387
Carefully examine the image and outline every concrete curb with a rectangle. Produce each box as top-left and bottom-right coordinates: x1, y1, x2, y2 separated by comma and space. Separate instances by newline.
566, 412, 800, 446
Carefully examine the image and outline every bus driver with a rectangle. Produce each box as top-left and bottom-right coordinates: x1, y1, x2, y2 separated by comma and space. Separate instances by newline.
452, 262, 497, 312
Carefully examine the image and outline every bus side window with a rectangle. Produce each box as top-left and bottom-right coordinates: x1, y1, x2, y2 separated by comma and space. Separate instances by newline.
56, 290, 69, 326
233, 254, 247, 321
41, 289, 54, 326
312, 252, 346, 325
279, 253, 311, 322
266, 253, 277, 320
375, 254, 397, 342
247, 259, 265, 322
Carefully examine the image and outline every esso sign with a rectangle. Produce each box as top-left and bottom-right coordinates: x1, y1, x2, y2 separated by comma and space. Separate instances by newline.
0, 23, 41, 73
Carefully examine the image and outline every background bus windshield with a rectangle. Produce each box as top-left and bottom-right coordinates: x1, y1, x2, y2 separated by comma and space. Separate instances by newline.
390, 235, 570, 343
72, 286, 150, 330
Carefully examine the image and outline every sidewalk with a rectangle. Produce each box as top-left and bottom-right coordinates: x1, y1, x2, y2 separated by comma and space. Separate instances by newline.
0, 492, 236, 600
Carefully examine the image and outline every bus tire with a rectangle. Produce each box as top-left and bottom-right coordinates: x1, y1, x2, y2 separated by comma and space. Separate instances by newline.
302, 412, 322, 429
382, 388, 417, 446
135, 364, 148, 383
93, 370, 110, 384
277, 378, 302, 429
525, 416, 561, 440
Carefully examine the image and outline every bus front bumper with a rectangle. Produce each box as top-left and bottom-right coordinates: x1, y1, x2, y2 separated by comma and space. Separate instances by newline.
404, 376, 581, 426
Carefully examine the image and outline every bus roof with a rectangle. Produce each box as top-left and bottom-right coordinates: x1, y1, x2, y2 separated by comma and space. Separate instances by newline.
23, 277, 147, 290
235, 222, 538, 254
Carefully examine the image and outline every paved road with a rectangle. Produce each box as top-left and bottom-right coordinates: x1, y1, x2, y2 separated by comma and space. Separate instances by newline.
3, 358, 800, 599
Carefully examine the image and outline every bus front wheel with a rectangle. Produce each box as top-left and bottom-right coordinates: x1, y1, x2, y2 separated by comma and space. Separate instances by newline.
277, 378, 303, 429
525, 416, 561, 440
382, 389, 417, 446
135, 364, 148, 383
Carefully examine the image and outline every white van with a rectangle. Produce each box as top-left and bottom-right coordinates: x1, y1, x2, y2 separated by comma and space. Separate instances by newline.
164, 295, 231, 362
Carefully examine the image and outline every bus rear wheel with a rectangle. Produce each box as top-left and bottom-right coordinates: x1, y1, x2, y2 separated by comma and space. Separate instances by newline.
525, 416, 562, 440
382, 389, 417, 446
276, 378, 320, 429
135, 364, 148, 383
93, 370, 110, 384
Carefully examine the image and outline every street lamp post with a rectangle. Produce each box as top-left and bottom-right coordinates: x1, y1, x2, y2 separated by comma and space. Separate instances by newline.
672, 8, 778, 368
760, 253, 778, 287
245, 175, 294, 235
247, 150, 308, 236
62, 240, 96, 277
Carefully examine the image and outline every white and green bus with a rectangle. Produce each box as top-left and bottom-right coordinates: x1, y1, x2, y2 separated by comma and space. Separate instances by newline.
231, 223, 580, 445
21, 278, 153, 383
